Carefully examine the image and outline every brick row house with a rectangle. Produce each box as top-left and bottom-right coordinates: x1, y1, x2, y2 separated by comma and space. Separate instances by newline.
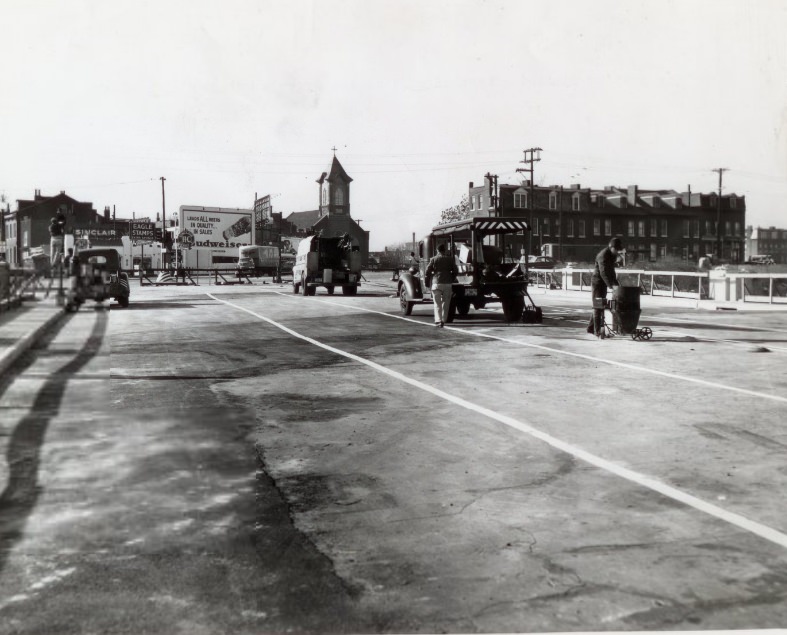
467, 178, 746, 264
1, 190, 111, 267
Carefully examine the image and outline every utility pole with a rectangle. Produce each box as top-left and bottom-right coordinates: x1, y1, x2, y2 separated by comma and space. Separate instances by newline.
712, 168, 728, 260
160, 176, 167, 268
516, 147, 542, 255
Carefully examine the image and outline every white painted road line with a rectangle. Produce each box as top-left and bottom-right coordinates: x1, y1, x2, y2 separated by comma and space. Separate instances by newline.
209, 292, 787, 552
294, 295, 787, 405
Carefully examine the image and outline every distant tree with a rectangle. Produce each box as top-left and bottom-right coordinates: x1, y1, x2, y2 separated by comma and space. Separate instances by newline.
437, 194, 470, 225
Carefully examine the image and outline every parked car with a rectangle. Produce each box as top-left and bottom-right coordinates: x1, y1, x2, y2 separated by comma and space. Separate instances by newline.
528, 256, 560, 269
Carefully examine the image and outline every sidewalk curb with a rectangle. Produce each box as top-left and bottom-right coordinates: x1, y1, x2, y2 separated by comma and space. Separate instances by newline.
0, 307, 66, 377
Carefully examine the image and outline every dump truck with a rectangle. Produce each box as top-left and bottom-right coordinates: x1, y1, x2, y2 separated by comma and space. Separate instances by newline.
292, 233, 362, 296
397, 216, 542, 323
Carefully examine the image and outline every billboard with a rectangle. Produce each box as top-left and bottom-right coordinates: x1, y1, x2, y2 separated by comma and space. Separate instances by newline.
73, 226, 123, 246
179, 206, 254, 250
254, 195, 272, 229
129, 222, 156, 242
280, 236, 303, 255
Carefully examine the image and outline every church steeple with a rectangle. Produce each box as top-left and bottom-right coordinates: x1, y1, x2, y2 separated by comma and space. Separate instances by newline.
317, 153, 353, 217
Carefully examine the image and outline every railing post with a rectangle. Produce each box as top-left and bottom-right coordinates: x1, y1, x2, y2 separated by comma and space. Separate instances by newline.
769, 276, 774, 304
671, 274, 676, 298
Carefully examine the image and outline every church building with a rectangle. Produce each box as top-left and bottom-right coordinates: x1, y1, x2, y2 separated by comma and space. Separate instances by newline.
285, 153, 370, 265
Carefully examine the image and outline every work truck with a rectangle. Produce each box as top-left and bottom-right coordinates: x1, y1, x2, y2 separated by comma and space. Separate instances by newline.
237, 245, 281, 278
292, 233, 362, 296
397, 216, 542, 323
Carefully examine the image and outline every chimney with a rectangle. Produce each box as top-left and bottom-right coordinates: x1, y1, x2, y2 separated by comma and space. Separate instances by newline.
627, 185, 638, 205
469, 182, 474, 189
103, 206, 110, 220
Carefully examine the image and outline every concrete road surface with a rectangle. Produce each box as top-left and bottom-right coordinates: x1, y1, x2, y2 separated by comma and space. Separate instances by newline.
1, 276, 786, 633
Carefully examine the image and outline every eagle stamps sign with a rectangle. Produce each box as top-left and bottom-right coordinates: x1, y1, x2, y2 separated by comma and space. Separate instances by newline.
178, 206, 253, 250
130, 222, 156, 243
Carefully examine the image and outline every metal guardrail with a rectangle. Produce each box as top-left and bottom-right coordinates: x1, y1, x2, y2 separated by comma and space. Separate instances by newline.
530, 267, 787, 304
135, 268, 294, 287
531, 268, 709, 300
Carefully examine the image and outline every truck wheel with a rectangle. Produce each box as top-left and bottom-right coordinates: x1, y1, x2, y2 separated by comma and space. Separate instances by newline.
502, 296, 525, 322
306, 285, 316, 296
342, 285, 357, 296
293, 281, 300, 294
301, 275, 308, 296
118, 295, 129, 308
399, 286, 414, 315
326, 285, 335, 295
456, 299, 471, 316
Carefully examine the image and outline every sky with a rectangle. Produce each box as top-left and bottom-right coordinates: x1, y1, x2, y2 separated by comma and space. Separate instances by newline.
1, 0, 786, 250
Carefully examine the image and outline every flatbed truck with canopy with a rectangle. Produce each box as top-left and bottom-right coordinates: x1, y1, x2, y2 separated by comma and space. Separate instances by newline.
397, 216, 542, 323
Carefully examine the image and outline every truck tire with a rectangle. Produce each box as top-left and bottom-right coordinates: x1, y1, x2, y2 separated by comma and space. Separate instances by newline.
342, 285, 357, 296
502, 295, 525, 322
456, 298, 471, 316
399, 286, 414, 315
301, 275, 309, 296
293, 281, 300, 294
326, 285, 335, 295
118, 295, 129, 308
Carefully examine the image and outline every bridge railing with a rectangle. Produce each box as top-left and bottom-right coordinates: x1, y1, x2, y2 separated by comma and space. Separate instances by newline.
530, 268, 787, 304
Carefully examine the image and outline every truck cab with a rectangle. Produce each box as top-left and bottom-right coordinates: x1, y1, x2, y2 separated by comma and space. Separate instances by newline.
292, 234, 362, 296
397, 217, 541, 322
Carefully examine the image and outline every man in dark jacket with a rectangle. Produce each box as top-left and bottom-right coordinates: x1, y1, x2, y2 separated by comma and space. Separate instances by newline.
425, 243, 457, 327
586, 237, 623, 338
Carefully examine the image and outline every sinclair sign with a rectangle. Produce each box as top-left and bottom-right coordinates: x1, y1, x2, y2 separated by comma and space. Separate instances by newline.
178, 206, 254, 250
73, 226, 123, 246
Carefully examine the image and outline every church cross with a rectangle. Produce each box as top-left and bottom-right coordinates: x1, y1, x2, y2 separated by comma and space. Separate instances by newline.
331, 146, 337, 156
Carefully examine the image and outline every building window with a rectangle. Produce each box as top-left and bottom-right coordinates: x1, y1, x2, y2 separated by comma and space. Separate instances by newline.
683, 220, 690, 238
725, 221, 731, 236
638, 220, 645, 237
604, 219, 612, 236
543, 218, 550, 236
579, 220, 586, 238
650, 219, 657, 237
682, 246, 689, 260
533, 217, 539, 236
661, 220, 668, 237
567, 219, 574, 237
470, 196, 475, 210
693, 219, 700, 238
660, 244, 667, 258
477, 195, 482, 210
705, 220, 714, 236
555, 218, 561, 237
735, 221, 741, 236
628, 220, 635, 237
572, 193, 580, 211
549, 192, 557, 210
650, 243, 657, 260
514, 193, 527, 209
730, 196, 737, 209
593, 219, 601, 237
334, 187, 344, 206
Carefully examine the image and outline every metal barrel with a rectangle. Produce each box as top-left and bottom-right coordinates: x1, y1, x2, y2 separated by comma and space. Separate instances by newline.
611, 285, 641, 334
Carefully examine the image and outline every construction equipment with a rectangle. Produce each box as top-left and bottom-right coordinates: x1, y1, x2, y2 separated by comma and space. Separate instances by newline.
397, 217, 541, 323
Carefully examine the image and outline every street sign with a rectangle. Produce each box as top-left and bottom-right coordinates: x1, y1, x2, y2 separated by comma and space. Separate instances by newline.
130, 222, 156, 242
178, 229, 195, 249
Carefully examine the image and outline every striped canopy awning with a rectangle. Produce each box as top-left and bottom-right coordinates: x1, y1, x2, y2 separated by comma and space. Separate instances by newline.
431, 216, 530, 236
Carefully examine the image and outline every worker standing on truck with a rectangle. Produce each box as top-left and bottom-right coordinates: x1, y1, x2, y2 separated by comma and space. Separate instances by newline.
586, 237, 622, 338
425, 243, 457, 328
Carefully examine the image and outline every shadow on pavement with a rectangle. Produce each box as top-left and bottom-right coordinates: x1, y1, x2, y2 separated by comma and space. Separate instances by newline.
0, 310, 108, 575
